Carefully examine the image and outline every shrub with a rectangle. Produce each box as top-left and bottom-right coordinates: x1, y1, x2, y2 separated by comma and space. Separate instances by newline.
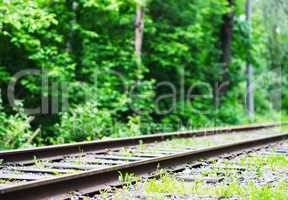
0, 100, 35, 149
55, 102, 146, 143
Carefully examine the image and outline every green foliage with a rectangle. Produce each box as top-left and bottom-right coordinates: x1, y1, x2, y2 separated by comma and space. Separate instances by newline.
55, 103, 113, 143
0, 100, 34, 149
0, 0, 287, 148
55, 102, 149, 143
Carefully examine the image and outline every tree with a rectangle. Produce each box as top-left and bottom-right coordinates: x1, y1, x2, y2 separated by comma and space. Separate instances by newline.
246, 0, 254, 120
135, 0, 145, 66
216, 0, 235, 108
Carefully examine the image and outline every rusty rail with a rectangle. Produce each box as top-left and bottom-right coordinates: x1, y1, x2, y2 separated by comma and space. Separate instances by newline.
0, 131, 287, 200
0, 122, 286, 163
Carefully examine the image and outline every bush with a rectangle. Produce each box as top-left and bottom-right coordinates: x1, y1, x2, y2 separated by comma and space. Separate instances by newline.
0, 101, 35, 150
55, 102, 146, 143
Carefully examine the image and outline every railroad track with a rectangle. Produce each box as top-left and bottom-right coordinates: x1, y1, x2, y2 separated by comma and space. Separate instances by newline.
99, 140, 288, 199
0, 123, 287, 199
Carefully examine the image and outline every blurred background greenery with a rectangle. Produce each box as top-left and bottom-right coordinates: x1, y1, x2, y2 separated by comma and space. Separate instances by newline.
0, 0, 287, 149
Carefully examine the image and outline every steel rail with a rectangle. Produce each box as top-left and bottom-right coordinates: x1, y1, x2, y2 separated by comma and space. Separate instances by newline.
0, 132, 287, 200
0, 122, 286, 163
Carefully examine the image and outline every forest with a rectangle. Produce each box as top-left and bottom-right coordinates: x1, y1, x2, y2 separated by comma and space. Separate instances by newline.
0, 0, 287, 149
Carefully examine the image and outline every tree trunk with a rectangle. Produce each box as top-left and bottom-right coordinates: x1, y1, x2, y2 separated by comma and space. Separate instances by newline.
66, 0, 78, 53
135, 4, 144, 66
214, 0, 234, 108
246, 0, 254, 120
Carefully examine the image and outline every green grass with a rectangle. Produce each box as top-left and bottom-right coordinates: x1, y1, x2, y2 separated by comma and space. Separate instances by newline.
105, 144, 288, 200
239, 153, 288, 171
131, 173, 288, 200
